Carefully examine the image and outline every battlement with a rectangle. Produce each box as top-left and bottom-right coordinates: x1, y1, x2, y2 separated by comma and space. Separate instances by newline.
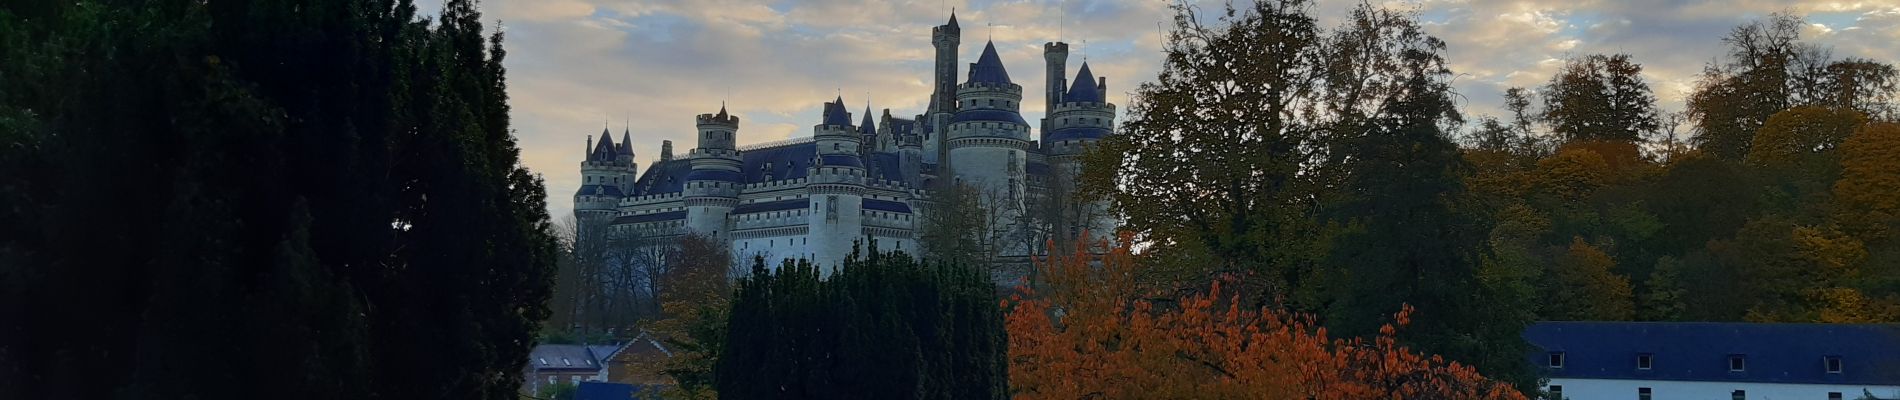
1044, 42, 1069, 53
957, 81, 1023, 92
696, 113, 739, 126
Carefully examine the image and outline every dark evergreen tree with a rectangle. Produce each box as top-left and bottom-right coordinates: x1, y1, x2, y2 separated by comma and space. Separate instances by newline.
0, 1, 556, 399
715, 246, 1006, 400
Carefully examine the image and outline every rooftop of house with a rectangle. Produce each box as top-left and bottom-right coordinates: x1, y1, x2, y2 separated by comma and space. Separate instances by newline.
1524, 321, 1900, 386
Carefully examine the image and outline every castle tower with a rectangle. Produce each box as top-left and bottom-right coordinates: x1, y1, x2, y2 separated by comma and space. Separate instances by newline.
576, 128, 630, 243
617, 128, 637, 193
1043, 62, 1118, 244
925, 11, 961, 167
811, 97, 867, 269
946, 41, 1031, 237
1041, 42, 1069, 135
685, 106, 742, 239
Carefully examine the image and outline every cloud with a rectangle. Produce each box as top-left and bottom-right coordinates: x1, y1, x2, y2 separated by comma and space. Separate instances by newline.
467, 0, 1900, 219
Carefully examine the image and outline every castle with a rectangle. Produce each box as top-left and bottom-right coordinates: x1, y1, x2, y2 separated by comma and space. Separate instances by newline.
573, 12, 1116, 270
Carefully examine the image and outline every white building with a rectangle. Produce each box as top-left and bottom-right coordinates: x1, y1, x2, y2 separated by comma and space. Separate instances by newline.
573, 11, 1117, 272
1525, 322, 1900, 400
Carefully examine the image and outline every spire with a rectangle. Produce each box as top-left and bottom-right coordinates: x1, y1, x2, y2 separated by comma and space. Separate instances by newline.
822, 96, 852, 126
946, 9, 959, 30
717, 101, 729, 119
966, 41, 1012, 84
860, 104, 877, 136
592, 128, 616, 160
1065, 62, 1103, 103
620, 129, 633, 155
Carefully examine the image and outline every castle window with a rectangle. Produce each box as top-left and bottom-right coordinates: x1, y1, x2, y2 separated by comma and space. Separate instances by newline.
1825, 356, 1842, 374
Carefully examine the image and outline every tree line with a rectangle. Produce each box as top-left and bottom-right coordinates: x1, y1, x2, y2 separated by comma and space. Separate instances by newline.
1078, 0, 1900, 391
0, 0, 557, 398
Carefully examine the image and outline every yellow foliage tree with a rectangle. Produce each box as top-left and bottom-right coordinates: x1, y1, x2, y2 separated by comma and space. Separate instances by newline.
1745, 106, 1866, 167
1542, 238, 1636, 320
1833, 122, 1900, 239
1005, 236, 1527, 400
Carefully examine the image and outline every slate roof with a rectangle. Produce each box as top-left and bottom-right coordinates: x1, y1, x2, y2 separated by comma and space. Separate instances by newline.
732, 199, 807, 215
588, 128, 617, 161
632, 159, 691, 195
611, 210, 685, 225
741, 140, 816, 183
575, 382, 640, 400
822, 97, 852, 126
1045, 126, 1111, 142
574, 184, 626, 198
967, 41, 1011, 85
866, 151, 903, 181
862, 198, 912, 213
1065, 62, 1103, 103
951, 109, 1028, 125
819, 154, 863, 168
528, 344, 607, 372
1524, 321, 1900, 385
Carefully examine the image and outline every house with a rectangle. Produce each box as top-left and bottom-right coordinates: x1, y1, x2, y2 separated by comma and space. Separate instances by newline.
605, 331, 674, 387
523, 342, 629, 395
1524, 322, 1900, 399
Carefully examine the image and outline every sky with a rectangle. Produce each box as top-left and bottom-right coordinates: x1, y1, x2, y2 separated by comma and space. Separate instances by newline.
429, 0, 1900, 220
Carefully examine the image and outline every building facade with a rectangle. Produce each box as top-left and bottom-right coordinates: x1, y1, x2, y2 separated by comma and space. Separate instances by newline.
573, 12, 1117, 271
1524, 322, 1900, 400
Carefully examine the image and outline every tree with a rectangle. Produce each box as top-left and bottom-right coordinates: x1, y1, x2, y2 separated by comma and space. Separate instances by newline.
1638, 256, 1687, 321
1745, 106, 1866, 168
1541, 238, 1636, 321
0, 1, 557, 398
715, 246, 1006, 399
1006, 237, 1527, 400
1833, 123, 1900, 240
653, 234, 734, 399
1081, 0, 1471, 305
1542, 54, 1661, 144
917, 181, 1009, 274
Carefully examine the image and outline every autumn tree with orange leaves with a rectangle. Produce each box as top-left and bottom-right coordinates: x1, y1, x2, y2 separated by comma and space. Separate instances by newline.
1005, 236, 1527, 400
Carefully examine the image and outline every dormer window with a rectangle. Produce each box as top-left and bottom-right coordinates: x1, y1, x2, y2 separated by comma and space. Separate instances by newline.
1825, 356, 1842, 374
1637, 353, 1652, 370
538, 358, 548, 366
562, 357, 572, 366
1547, 352, 1565, 368
1729, 355, 1746, 372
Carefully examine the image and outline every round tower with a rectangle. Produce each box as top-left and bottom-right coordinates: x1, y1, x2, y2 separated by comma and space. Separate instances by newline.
685, 106, 742, 239
1044, 62, 1118, 245
946, 41, 1030, 214
576, 129, 628, 243
810, 97, 867, 270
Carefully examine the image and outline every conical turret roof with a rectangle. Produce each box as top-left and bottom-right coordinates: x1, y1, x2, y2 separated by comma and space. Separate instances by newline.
1065, 62, 1103, 103
821, 96, 852, 126
966, 41, 1011, 84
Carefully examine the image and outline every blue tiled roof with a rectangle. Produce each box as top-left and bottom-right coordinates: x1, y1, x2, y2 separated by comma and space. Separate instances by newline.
860, 106, 877, 136
574, 184, 625, 197
575, 382, 639, 400
1025, 161, 1050, 176
1524, 322, 1900, 385
1046, 126, 1111, 142
740, 141, 815, 183
862, 198, 912, 213
1065, 63, 1103, 103
632, 159, 691, 195
685, 169, 742, 182
733, 199, 808, 214
822, 97, 852, 126
889, 118, 915, 136
951, 109, 1028, 125
819, 154, 863, 168
867, 152, 903, 181
967, 41, 1011, 84
611, 210, 686, 225
589, 128, 617, 161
